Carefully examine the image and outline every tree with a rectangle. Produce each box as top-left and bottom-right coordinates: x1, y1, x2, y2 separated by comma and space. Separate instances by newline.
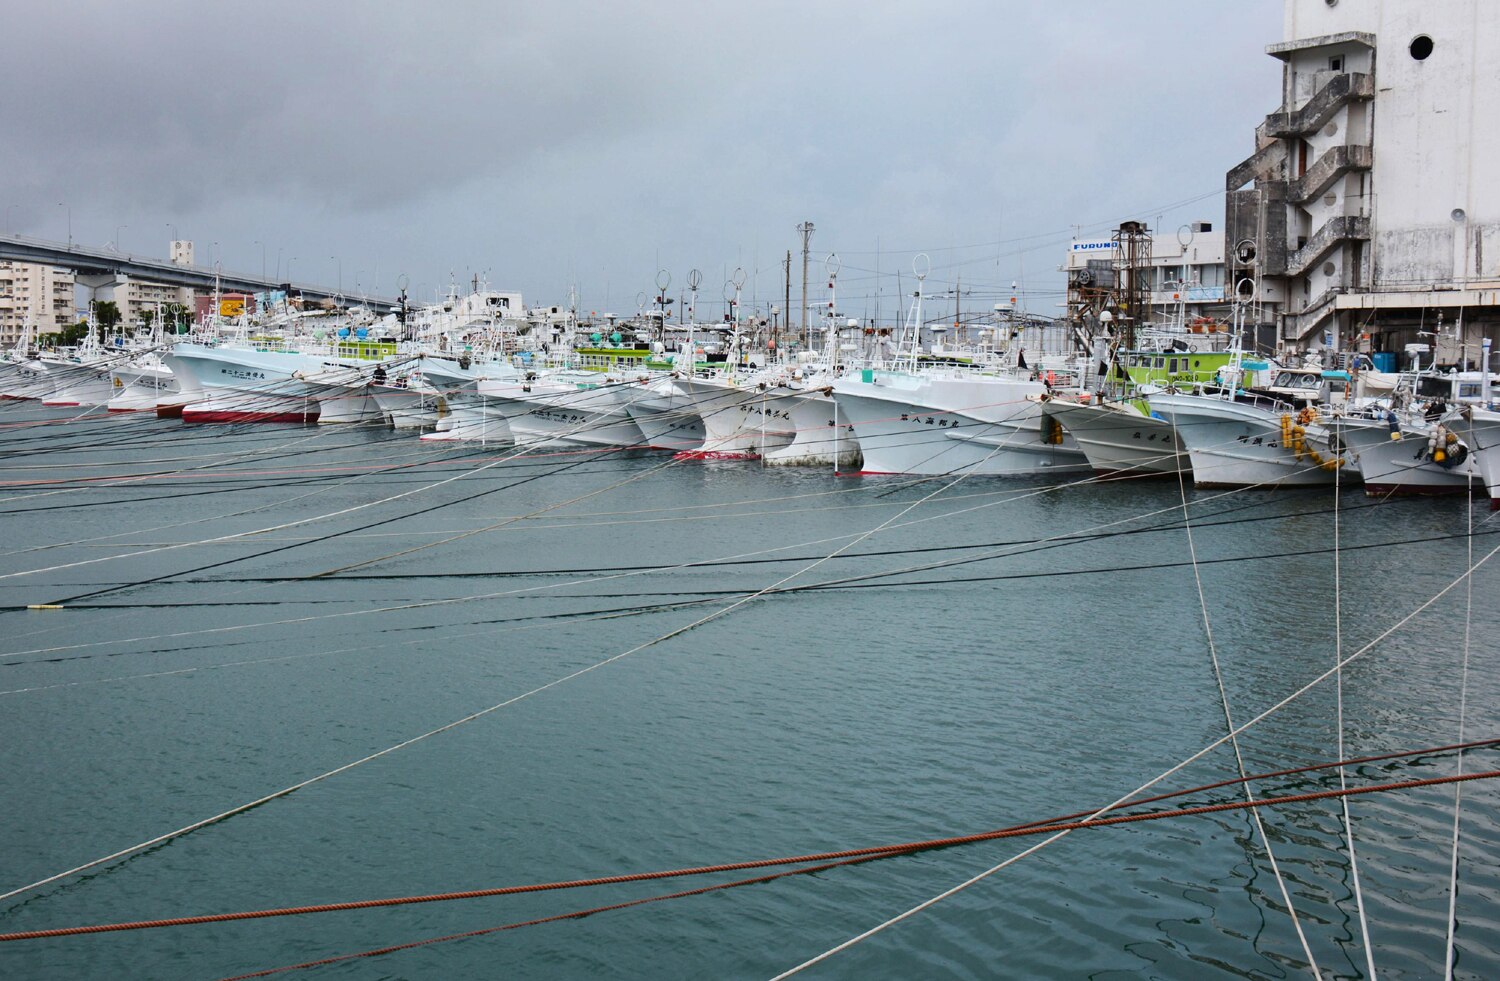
93, 300, 122, 333
40, 320, 91, 347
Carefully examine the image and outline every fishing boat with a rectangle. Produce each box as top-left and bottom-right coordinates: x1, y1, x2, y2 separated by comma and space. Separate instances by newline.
108, 356, 178, 413
369, 361, 442, 429
37, 355, 119, 408
1462, 405, 1500, 508
415, 356, 523, 443
165, 344, 327, 424
670, 372, 797, 461
832, 362, 1090, 476
0, 317, 51, 400
1322, 409, 1476, 496
476, 369, 649, 450
296, 364, 384, 424
1147, 383, 1350, 488
759, 379, 861, 468
620, 374, 706, 452
762, 286, 862, 469
1039, 394, 1188, 478
0, 358, 52, 401
1041, 344, 1239, 478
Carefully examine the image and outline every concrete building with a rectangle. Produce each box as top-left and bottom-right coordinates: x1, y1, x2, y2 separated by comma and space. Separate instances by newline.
1226, 0, 1500, 367
104, 241, 197, 325
0, 261, 77, 344
112, 275, 195, 325
1063, 222, 1234, 329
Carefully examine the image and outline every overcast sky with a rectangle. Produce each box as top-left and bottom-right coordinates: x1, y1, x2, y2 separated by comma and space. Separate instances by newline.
3, 1, 1283, 320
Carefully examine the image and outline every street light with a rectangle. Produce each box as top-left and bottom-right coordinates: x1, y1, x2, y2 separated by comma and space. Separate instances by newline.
58, 203, 70, 249
254, 240, 266, 281
330, 256, 342, 297
287, 257, 297, 284
275, 247, 283, 282
113, 225, 128, 252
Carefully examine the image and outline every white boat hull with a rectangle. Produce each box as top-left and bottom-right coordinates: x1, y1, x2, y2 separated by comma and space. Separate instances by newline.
39, 359, 117, 407
1147, 392, 1346, 488
297, 371, 382, 424
477, 377, 647, 449
109, 363, 178, 413
831, 371, 1089, 476
0, 360, 52, 400
165, 345, 322, 424
761, 388, 861, 468
1457, 406, 1500, 508
622, 377, 705, 452
1323, 415, 1476, 496
371, 382, 441, 428
418, 391, 514, 443
1042, 398, 1187, 477
671, 376, 795, 460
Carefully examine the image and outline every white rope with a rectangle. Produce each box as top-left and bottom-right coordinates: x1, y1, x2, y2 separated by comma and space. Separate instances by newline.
772, 536, 1500, 980
0, 409, 623, 584
0, 427, 432, 557
1334, 422, 1378, 978
0, 468, 1276, 663
0, 453, 1338, 663
1168, 428, 1321, 977
0, 444, 994, 906
1442, 469, 1477, 979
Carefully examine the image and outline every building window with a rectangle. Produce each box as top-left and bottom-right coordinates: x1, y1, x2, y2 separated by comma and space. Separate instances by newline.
1330, 55, 1344, 72
1410, 35, 1434, 60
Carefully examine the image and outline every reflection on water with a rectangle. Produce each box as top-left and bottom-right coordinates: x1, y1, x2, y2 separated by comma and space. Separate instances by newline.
0, 406, 1496, 980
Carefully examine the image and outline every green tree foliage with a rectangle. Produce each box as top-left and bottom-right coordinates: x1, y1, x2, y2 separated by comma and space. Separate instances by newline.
93, 301, 122, 332
39, 320, 92, 347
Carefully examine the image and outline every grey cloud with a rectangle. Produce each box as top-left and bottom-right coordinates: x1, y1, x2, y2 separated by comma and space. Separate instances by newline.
3, 0, 1282, 305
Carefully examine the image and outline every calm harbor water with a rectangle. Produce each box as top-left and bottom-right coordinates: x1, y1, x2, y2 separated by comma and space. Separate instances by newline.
1, 405, 1498, 979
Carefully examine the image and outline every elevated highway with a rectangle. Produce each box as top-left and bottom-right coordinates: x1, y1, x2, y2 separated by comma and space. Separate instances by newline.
0, 234, 399, 313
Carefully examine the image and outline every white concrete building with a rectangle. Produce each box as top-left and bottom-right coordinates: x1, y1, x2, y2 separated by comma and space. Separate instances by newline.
1063, 222, 1234, 328
111, 275, 195, 326
0, 261, 77, 344
1226, 0, 1500, 366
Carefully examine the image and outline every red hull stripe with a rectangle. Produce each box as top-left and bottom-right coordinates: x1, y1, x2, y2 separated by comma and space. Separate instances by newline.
182, 410, 318, 424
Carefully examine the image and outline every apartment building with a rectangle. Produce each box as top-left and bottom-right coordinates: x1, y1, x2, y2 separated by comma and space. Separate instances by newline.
1226, 0, 1499, 365
0, 261, 77, 345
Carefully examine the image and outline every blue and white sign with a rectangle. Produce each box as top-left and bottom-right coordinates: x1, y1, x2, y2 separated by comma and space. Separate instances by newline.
1070, 240, 1117, 254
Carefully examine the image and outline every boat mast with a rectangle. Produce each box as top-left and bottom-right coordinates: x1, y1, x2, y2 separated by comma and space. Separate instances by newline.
823, 254, 840, 365
899, 253, 929, 372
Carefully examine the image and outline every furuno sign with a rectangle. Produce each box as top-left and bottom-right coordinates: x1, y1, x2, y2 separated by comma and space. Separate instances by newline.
1069, 240, 1117, 253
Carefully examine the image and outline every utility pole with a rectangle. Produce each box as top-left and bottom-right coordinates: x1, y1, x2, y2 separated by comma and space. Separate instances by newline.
954, 275, 961, 328
783, 250, 791, 353
797, 220, 814, 345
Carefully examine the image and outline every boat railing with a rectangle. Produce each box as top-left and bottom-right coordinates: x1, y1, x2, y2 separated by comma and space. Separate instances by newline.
1230, 388, 1301, 414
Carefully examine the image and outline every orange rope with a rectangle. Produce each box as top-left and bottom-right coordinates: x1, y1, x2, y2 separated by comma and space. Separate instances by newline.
3, 768, 1495, 946
218, 767, 1500, 979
